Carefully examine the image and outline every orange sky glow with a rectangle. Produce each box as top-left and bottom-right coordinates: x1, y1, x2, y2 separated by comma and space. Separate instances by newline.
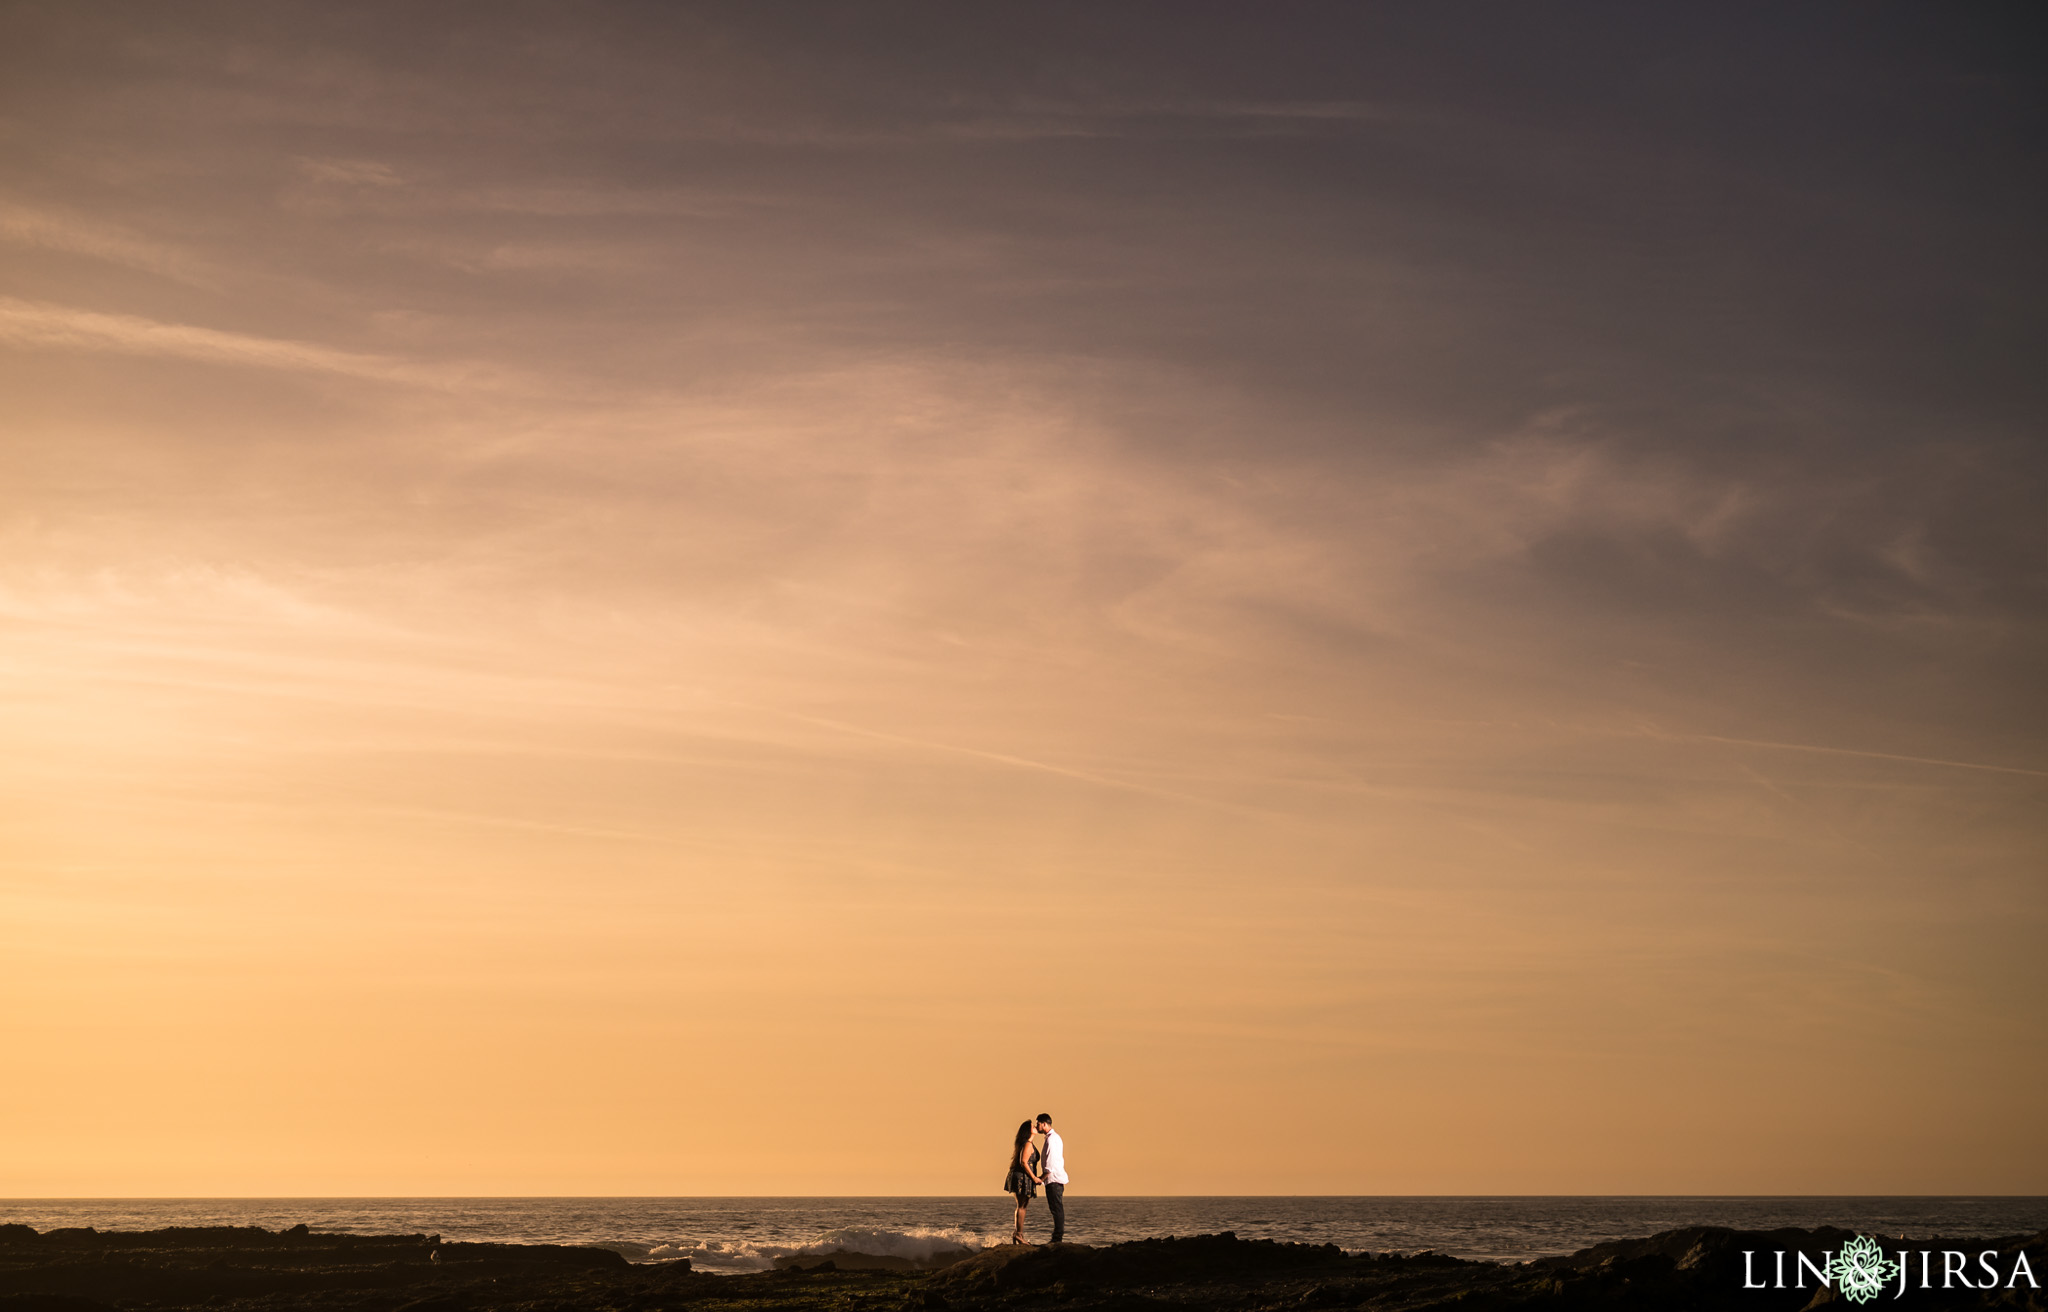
2, 4, 2043, 1197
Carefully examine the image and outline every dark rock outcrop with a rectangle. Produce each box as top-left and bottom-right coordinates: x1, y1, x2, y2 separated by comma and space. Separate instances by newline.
0, 1222, 2040, 1311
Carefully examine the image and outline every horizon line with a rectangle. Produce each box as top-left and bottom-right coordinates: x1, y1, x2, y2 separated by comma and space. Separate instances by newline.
8, 1193, 2044, 1202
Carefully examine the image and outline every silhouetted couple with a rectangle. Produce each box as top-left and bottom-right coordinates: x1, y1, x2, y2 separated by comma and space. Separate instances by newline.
1002, 1113, 1068, 1245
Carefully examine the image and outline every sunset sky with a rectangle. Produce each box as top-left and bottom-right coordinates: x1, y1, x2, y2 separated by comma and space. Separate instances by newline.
2, 3, 2043, 1197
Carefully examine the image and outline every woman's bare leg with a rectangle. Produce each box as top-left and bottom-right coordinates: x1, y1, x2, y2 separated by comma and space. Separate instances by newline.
1012, 1200, 1033, 1244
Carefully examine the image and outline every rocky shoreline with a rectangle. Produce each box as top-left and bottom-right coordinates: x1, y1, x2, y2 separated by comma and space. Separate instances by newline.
2, 1223, 2041, 1312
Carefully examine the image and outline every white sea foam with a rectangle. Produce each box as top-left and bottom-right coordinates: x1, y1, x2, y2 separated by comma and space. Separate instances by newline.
620, 1226, 987, 1274
794, 1226, 983, 1263
612, 1238, 783, 1272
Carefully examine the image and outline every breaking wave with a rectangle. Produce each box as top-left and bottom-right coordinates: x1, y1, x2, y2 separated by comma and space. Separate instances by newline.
598, 1226, 988, 1274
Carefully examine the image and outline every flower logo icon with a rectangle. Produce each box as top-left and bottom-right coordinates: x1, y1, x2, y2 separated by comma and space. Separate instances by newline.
1834, 1235, 1902, 1305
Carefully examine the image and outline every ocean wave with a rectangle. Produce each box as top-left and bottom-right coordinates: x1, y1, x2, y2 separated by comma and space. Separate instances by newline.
614, 1226, 988, 1274
796, 1226, 984, 1264
589, 1241, 662, 1261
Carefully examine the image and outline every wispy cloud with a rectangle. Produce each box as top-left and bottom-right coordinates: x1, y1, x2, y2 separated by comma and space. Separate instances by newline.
0, 296, 506, 390
0, 201, 217, 287
1672, 732, 2047, 779
294, 156, 403, 188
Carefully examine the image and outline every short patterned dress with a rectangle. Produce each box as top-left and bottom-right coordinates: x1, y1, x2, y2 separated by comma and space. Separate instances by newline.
1004, 1147, 1040, 1204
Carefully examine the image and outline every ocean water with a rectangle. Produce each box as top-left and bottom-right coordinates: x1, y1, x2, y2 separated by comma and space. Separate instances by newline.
3, 1197, 2042, 1275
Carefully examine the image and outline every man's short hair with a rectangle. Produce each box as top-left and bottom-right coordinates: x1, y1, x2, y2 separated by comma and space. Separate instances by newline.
1036, 1113, 1053, 1125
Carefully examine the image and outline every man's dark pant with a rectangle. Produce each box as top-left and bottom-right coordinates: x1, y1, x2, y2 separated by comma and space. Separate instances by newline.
1044, 1182, 1065, 1243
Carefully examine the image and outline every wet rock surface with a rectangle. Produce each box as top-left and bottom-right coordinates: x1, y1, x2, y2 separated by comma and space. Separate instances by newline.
2, 1224, 2041, 1312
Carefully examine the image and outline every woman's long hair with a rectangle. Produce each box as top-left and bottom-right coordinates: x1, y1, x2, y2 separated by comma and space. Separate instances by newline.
1010, 1119, 1035, 1169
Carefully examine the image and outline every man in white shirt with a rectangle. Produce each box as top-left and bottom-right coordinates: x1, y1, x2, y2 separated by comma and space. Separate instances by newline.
1034, 1113, 1068, 1243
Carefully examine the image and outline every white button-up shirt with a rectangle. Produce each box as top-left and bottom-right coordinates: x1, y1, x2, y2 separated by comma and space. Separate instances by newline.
1041, 1129, 1069, 1185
